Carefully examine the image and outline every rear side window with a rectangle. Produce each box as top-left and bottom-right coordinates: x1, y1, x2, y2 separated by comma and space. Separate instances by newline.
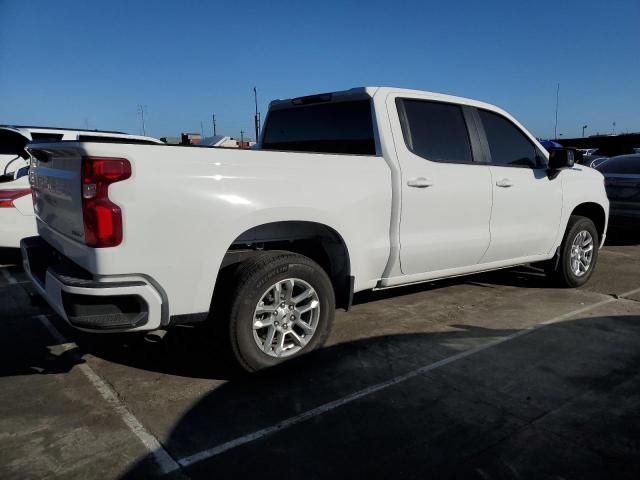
397, 99, 473, 163
479, 110, 537, 168
30, 132, 64, 142
77, 135, 159, 145
261, 100, 375, 155
598, 155, 640, 174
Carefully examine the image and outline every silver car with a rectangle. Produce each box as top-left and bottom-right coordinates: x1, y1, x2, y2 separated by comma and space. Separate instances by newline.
596, 154, 640, 227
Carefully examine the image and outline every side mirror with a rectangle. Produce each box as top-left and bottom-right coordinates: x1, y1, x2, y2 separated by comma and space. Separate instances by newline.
548, 148, 576, 170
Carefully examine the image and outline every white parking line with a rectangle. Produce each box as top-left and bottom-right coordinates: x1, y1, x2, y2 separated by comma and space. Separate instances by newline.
177, 286, 640, 468
35, 315, 180, 475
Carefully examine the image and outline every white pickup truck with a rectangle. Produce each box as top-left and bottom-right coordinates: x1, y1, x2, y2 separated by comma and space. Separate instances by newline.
22, 87, 609, 371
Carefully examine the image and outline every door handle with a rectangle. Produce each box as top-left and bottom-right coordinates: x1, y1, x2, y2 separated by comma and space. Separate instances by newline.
496, 178, 513, 188
407, 177, 433, 188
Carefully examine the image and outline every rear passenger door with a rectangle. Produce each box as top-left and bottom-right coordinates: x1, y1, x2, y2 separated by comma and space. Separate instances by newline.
475, 109, 563, 263
390, 97, 493, 276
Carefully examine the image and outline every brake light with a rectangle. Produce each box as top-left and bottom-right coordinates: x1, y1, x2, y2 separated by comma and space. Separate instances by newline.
0, 188, 31, 208
81, 157, 131, 247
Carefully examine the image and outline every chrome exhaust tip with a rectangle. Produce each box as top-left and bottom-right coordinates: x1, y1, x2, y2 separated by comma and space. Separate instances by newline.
144, 329, 167, 343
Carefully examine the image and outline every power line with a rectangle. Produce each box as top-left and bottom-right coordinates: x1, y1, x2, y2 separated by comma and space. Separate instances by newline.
253, 87, 261, 144
137, 105, 147, 136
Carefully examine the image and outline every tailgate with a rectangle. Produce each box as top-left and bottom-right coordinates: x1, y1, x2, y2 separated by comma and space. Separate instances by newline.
29, 145, 85, 243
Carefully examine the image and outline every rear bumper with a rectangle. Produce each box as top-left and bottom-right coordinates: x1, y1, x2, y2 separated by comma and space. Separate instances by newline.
21, 236, 164, 332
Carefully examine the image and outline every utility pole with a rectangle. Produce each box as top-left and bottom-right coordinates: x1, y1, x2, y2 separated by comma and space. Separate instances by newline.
200, 121, 204, 139
212, 114, 217, 136
553, 83, 559, 140
137, 105, 146, 136
582, 125, 587, 138
240, 130, 244, 147
253, 87, 261, 144
612, 121, 616, 134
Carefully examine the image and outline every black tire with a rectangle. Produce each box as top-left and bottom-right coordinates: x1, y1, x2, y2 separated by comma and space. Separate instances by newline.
220, 251, 335, 372
547, 215, 599, 287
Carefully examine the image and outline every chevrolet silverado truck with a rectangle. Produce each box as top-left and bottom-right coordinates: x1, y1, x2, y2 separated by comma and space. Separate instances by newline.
22, 87, 609, 371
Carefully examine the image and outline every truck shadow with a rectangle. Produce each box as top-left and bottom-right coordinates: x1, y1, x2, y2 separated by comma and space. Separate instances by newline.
0, 262, 612, 380
3, 294, 640, 478
16, 270, 544, 381
0, 323, 243, 380
116, 314, 640, 479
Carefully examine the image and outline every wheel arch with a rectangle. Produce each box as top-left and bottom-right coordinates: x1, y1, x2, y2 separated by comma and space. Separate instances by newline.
222, 221, 353, 310
570, 202, 607, 243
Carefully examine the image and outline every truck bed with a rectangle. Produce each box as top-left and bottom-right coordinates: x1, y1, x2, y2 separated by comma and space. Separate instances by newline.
28, 142, 392, 318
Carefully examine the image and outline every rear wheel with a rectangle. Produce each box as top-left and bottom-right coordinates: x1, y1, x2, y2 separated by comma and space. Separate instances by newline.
546, 215, 599, 287
221, 251, 335, 372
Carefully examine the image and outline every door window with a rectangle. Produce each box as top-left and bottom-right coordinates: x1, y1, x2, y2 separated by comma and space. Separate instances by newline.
479, 110, 538, 168
397, 99, 473, 164
30, 132, 64, 142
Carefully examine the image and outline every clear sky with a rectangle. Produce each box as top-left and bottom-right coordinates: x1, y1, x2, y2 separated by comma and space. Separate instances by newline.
1, 0, 638, 141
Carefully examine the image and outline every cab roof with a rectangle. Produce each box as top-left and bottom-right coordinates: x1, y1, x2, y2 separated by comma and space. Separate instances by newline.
268, 86, 504, 115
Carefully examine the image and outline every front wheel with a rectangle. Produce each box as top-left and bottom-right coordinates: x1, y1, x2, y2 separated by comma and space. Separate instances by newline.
224, 251, 335, 372
546, 215, 599, 287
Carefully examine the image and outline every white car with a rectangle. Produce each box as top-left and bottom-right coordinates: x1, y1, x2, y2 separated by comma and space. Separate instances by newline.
0, 176, 34, 248
0, 126, 163, 247
22, 87, 609, 371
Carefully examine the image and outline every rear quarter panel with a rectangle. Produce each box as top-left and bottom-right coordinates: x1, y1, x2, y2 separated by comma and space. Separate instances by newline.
37, 143, 392, 316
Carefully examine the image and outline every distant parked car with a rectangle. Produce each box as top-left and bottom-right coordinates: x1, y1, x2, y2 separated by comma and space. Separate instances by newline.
595, 154, 640, 227
584, 146, 640, 169
0, 128, 34, 247
580, 148, 599, 156
589, 156, 610, 169
0, 126, 164, 248
583, 149, 609, 167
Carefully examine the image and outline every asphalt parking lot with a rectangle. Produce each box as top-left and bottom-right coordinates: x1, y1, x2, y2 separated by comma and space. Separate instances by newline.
2, 229, 640, 480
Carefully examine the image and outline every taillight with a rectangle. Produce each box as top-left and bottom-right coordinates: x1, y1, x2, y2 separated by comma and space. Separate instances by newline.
81, 156, 131, 247
0, 188, 31, 208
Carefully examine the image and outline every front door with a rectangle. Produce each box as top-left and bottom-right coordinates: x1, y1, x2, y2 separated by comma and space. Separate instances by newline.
475, 109, 563, 263
390, 96, 493, 276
